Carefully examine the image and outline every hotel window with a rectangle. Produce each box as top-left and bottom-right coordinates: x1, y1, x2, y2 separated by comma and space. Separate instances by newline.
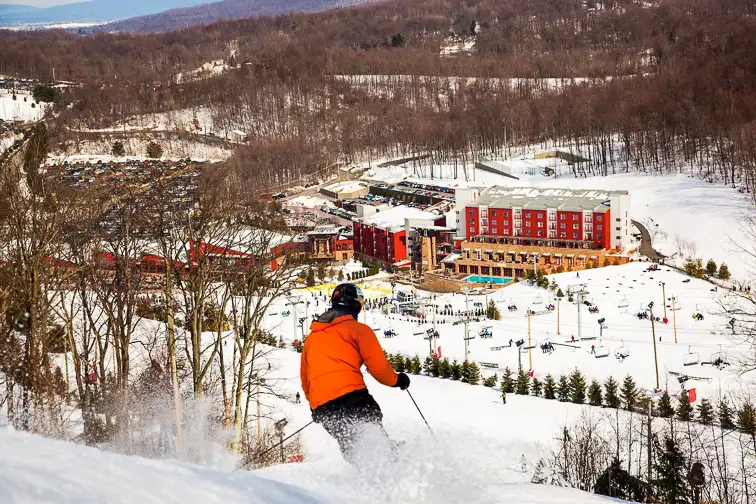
492, 228, 497, 234
597, 225, 603, 231
597, 234, 602, 240
560, 214, 566, 220
491, 220, 497, 226
560, 232, 566, 238
468, 209, 475, 215
573, 224, 579, 229
596, 215, 603, 221
537, 222, 543, 228
525, 230, 532, 236
525, 221, 531, 227
573, 215, 578, 220
560, 223, 566, 229
504, 211, 509, 217
573, 233, 578, 239
469, 227, 475, 233
525, 212, 531, 218
537, 231, 544, 237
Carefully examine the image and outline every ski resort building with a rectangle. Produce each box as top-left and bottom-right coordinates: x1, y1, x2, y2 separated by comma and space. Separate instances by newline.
352, 205, 450, 270
450, 186, 631, 277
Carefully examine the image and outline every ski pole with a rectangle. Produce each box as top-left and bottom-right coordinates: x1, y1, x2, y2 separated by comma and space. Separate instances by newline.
237, 421, 313, 470
406, 390, 433, 435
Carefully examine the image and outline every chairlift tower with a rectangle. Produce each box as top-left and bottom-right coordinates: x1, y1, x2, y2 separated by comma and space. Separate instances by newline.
567, 283, 588, 340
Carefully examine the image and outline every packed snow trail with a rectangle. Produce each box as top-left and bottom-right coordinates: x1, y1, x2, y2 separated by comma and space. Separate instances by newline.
0, 425, 628, 504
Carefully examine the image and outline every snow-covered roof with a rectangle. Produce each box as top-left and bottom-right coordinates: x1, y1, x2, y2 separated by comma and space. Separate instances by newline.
357, 206, 441, 231
322, 181, 368, 194
473, 186, 628, 213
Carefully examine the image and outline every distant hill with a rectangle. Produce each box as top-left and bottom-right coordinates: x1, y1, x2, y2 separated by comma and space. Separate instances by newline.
0, 0, 222, 27
102, 0, 383, 33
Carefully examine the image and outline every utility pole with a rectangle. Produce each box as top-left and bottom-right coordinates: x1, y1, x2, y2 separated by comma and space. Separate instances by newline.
649, 302, 661, 391
660, 281, 667, 319
647, 400, 653, 502
671, 296, 678, 344
557, 297, 561, 335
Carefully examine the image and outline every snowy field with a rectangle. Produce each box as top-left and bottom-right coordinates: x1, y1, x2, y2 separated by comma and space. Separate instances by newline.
0, 91, 49, 122
265, 262, 755, 403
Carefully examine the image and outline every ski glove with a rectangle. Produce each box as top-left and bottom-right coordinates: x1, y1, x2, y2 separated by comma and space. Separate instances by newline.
394, 373, 410, 390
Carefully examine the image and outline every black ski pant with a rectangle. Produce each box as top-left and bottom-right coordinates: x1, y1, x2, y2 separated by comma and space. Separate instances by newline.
312, 388, 388, 463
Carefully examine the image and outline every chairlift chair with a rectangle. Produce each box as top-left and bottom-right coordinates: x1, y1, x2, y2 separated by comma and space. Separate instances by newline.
683, 347, 700, 366
617, 295, 629, 308
615, 346, 630, 359
594, 347, 610, 358
533, 294, 543, 305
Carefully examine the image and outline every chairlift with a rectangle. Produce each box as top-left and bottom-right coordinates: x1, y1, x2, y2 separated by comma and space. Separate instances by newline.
617, 295, 629, 308
615, 345, 630, 360
594, 347, 610, 358
683, 347, 700, 366
533, 294, 543, 305
479, 325, 493, 339
523, 344, 537, 350
707, 351, 728, 366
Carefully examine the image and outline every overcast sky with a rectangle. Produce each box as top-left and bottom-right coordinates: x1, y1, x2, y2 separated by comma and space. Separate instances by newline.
0, 0, 87, 6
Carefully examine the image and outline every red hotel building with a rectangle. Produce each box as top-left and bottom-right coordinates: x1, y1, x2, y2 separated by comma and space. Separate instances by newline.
352, 205, 446, 270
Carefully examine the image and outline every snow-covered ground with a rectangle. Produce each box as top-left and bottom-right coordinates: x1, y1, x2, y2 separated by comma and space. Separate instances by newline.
277, 263, 755, 403
0, 90, 49, 122
284, 195, 336, 210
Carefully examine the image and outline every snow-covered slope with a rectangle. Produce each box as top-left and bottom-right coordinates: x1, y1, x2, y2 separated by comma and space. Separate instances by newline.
0, 91, 49, 122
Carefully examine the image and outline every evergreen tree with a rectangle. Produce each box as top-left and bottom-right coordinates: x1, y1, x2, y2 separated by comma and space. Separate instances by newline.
705, 259, 717, 276
658, 390, 676, 418
502, 367, 515, 393
337, 269, 344, 281
146, 141, 163, 159
719, 399, 736, 429
620, 375, 638, 411
544, 374, 557, 400
718, 263, 731, 280
677, 389, 694, 422
653, 435, 691, 504
450, 360, 462, 380
346, 272, 351, 281
588, 379, 603, 406
557, 375, 571, 402
305, 267, 315, 287
569, 369, 587, 404
404, 356, 413, 374
515, 369, 530, 395
111, 140, 125, 157
604, 377, 621, 408
438, 357, 451, 378
594, 458, 647, 502
483, 373, 498, 387
467, 361, 481, 385
409, 356, 421, 375
556, 288, 564, 298
461, 360, 471, 383
696, 398, 714, 425
531, 377, 543, 397
486, 300, 501, 320
736, 401, 756, 436
422, 356, 433, 375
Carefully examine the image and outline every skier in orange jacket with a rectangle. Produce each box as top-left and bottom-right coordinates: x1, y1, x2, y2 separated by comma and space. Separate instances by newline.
300, 283, 410, 462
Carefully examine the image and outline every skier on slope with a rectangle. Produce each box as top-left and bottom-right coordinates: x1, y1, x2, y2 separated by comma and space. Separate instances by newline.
300, 283, 410, 463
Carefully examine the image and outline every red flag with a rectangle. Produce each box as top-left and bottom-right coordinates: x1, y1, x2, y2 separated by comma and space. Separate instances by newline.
437, 347, 443, 359
688, 388, 696, 403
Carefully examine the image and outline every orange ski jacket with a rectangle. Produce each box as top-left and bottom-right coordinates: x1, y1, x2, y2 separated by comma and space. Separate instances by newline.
300, 312, 398, 410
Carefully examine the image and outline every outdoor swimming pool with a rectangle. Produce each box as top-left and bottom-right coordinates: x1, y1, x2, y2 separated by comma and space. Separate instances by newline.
463, 275, 513, 285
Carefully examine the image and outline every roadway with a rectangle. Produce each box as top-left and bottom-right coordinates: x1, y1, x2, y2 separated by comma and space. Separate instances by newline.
632, 220, 665, 260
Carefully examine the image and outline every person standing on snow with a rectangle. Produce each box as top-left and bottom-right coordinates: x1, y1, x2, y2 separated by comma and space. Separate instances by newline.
502, 390, 507, 404
300, 283, 410, 463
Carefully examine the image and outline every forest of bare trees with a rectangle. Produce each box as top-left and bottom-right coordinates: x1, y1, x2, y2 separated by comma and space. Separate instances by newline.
3, 0, 752, 194
0, 124, 305, 465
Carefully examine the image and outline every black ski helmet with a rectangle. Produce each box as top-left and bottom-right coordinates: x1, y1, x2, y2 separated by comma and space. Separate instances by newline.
331, 283, 365, 313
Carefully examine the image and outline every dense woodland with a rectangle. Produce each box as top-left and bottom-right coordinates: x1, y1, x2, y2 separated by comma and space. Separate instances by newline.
1, 0, 756, 194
